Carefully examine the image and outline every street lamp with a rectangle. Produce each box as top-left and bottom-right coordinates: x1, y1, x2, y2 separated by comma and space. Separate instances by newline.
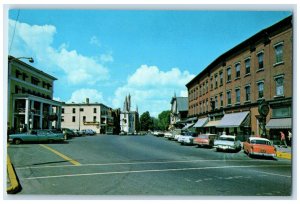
8, 56, 34, 64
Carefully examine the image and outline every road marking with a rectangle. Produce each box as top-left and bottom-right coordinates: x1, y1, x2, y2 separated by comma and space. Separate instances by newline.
253, 170, 291, 178
15, 159, 270, 170
23, 164, 291, 180
39, 144, 81, 166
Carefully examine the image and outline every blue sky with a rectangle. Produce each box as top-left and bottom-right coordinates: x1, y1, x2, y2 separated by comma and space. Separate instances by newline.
8, 9, 292, 117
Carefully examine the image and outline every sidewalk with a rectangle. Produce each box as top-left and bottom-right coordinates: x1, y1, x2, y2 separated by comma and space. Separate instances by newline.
6, 155, 21, 194
275, 145, 292, 160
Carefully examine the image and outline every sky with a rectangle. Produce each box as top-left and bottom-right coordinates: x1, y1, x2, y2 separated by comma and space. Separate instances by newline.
7, 9, 292, 117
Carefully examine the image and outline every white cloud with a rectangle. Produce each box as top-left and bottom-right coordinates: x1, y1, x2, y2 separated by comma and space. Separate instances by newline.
112, 65, 194, 117
67, 89, 104, 104
9, 20, 110, 85
100, 53, 114, 63
89, 36, 101, 47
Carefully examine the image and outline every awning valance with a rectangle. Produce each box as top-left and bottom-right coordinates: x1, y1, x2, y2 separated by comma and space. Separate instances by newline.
204, 120, 221, 127
266, 118, 292, 129
216, 111, 249, 128
182, 123, 194, 130
193, 117, 208, 128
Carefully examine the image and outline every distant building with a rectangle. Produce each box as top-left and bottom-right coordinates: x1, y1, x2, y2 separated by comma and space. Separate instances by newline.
170, 94, 189, 129
120, 94, 139, 134
61, 98, 114, 134
8, 56, 62, 132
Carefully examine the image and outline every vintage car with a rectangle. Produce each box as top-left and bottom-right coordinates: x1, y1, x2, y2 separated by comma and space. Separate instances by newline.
193, 133, 218, 147
243, 137, 277, 158
82, 129, 96, 135
214, 135, 241, 152
8, 129, 65, 144
179, 132, 199, 145
164, 132, 172, 139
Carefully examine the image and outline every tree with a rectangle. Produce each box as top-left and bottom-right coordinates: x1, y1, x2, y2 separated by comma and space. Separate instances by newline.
158, 110, 171, 131
139, 111, 152, 131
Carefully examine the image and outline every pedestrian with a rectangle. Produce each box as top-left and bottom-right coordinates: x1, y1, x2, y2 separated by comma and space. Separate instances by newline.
288, 131, 292, 145
280, 131, 287, 148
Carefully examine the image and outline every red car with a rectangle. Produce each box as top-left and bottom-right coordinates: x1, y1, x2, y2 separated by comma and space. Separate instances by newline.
243, 137, 276, 158
193, 134, 218, 147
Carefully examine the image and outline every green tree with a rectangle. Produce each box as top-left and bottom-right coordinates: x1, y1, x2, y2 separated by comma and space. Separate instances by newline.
158, 110, 171, 131
139, 111, 152, 131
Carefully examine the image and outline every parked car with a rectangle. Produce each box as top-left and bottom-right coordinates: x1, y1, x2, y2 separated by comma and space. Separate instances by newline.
72, 129, 83, 136
178, 132, 199, 145
164, 132, 172, 139
193, 133, 218, 148
62, 128, 76, 139
214, 135, 241, 152
82, 129, 96, 135
8, 129, 65, 144
153, 131, 164, 137
243, 137, 277, 158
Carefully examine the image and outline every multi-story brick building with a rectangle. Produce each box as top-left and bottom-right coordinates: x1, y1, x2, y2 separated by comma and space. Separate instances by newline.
61, 98, 114, 134
8, 56, 62, 133
186, 15, 292, 141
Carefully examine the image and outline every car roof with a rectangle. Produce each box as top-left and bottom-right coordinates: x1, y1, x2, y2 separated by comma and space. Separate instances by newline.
220, 135, 236, 138
249, 137, 270, 142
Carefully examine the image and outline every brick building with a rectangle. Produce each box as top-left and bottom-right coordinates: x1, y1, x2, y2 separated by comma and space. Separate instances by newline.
186, 16, 292, 141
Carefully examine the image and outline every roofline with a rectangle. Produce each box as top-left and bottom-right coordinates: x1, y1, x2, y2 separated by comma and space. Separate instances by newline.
8, 55, 57, 80
186, 15, 292, 88
62, 102, 112, 109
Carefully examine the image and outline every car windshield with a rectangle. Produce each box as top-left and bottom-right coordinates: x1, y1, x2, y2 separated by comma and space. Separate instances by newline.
219, 137, 234, 141
251, 140, 271, 145
199, 135, 209, 139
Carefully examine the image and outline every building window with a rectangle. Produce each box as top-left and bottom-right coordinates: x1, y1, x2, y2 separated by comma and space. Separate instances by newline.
235, 63, 241, 79
257, 82, 264, 99
72, 108, 76, 113
62, 108, 64, 114
215, 96, 218, 109
83, 116, 86, 122
199, 85, 202, 96
80, 108, 84, 112
93, 116, 97, 122
94, 108, 97, 113
15, 70, 22, 78
210, 76, 213, 90
227, 67, 231, 82
220, 71, 223, 86
235, 89, 240, 104
274, 43, 284, 64
245, 58, 251, 75
245, 86, 251, 102
72, 116, 76, 122
215, 74, 218, 88
275, 76, 284, 96
61, 116, 64, 122
220, 93, 223, 107
227, 91, 231, 106
257, 51, 264, 70
206, 100, 209, 112
31, 76, 40, 85
206, 81, 208, 93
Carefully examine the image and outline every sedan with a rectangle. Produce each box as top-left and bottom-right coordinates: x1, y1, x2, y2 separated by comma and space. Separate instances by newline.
178, 132, 198, 145
193, 133, 218, 147
243, 137, 276, 158
8, 129, 65, 144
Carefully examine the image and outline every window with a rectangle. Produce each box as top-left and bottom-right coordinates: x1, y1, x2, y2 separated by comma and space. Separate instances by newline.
72, 108, 76, 113
61, 116, 64, 122
199, 85, 202, 96
93, 116, 97, 122
274, 43, 284, 64
210, 76, 213, 90
206, 100, 209, 112
31, 76, 40, 85
275, 76, 284, 96
220, 93, 223, 107
62, 108, 65, 114
235, 63, 241, 78
257, 82, 264, 99
235, 89, 240, 104
83, 116, 86, 122
80, 108, 84, 112
245, 86, 251, 102
94, 108, 97, 113
215, 96, 218, 109
257, 52, 264, 69
206, 81, 208, 93
215, 74, 218, 88
220, 71, 223, 86
227, 67, 231, 82
227, 91, 231, 106
72, 116, 76, 122
245, 58, 251, 75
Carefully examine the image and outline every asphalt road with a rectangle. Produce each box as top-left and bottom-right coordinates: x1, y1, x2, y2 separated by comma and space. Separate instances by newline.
7, 134, 293, 197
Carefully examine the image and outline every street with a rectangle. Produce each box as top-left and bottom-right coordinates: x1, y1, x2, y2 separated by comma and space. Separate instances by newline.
7, 134, 292, 196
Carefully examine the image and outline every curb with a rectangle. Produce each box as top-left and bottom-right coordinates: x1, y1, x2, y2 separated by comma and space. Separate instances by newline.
276, 151, 292, 160
7, 155, 21, 194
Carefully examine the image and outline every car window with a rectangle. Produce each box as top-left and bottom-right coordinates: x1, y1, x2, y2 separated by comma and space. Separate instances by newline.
251, 140, 270, 145
219, 137, 234, 141
199, 135, 208, 139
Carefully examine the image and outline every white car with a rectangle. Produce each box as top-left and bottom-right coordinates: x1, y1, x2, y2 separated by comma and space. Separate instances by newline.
179, 132, 199, 145
164, 132, 172, 139
214, 135, 241, 152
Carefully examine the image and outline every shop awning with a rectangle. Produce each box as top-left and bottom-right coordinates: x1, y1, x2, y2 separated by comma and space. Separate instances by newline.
216, 111, 250, 128
182, 123, 194, 130
266, 118, 292, 129
193, 117, 208, 128
204, 120, 221, 127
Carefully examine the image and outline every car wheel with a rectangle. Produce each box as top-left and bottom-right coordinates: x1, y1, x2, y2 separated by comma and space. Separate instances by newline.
14, 139, 22, 145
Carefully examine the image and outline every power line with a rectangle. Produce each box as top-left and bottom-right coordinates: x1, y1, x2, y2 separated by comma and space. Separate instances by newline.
9, 9, 20, 54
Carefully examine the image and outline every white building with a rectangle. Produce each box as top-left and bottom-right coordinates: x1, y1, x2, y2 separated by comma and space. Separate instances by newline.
61, 98, 114, 134
120, 94, 139, 134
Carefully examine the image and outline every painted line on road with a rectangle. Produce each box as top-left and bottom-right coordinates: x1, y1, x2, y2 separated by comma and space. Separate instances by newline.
39, 144, 81, 166
23, 164, 291, 180
16, 159, 267, 170
253, 170, 291, 178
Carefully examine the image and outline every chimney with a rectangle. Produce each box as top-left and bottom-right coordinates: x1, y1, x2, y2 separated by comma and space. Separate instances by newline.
86, 98, 89, 104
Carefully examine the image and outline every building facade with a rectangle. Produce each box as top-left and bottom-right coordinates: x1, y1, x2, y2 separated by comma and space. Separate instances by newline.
170, 94, 188, 128
8, 56, 62, 133
186, 16, 292, 141
120, 94, 139, 134
61, 98, 114, 134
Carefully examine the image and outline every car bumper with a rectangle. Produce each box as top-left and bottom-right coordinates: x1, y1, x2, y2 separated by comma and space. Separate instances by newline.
251, 152, 276, 157
215, 145, 236, 150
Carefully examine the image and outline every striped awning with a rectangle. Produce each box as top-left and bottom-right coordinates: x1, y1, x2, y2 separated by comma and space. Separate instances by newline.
216, 111, 249, 128
193, 117, 208, 128
182, 123, 194, 130
204, 120, 221, 127
266, 118, 292, 129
